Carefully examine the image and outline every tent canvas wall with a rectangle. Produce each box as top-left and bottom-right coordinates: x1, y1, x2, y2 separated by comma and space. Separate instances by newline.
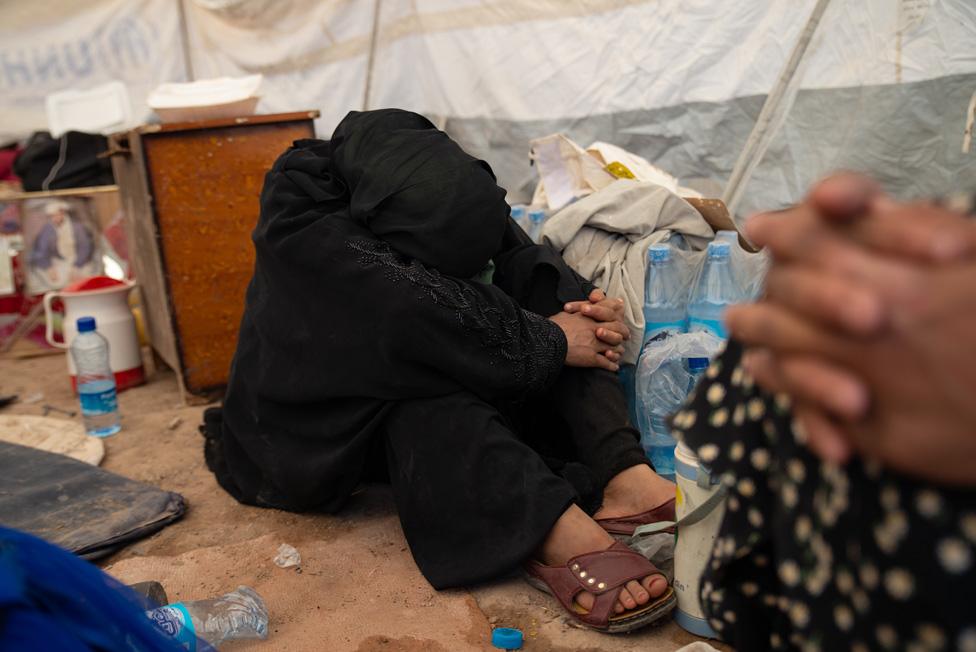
1, 0, 974, 217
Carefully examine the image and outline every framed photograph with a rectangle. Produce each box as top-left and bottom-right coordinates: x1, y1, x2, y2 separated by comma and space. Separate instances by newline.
0, 201, 18, 297
21, 196, 103, 295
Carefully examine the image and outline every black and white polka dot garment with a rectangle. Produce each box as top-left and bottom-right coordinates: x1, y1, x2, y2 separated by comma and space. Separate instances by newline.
672, 340, 976, 652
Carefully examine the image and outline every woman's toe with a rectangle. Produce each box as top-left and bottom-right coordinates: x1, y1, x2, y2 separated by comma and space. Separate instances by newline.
642, 574, 667, 599
618, 586, 637, 610
626, 580, 649, 605
575, 590, 595, 612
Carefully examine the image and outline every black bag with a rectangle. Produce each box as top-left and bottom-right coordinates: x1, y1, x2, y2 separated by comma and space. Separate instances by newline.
0, 441, 186, 560
13, 130, 115, 191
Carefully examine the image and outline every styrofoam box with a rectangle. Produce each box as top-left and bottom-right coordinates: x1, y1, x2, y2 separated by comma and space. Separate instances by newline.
46, 81, 133, 137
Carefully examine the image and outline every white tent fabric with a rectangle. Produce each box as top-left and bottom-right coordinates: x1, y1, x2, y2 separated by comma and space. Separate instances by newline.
0, 0, 186, 138
1, 0, 974, 214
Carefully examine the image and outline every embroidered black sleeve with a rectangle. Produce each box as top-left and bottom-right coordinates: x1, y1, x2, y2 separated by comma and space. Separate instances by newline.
348, 238, 565, 392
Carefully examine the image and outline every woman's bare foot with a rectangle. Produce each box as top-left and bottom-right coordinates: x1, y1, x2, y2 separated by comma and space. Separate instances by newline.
538, 505, 668, 615
592, 464, 675, 522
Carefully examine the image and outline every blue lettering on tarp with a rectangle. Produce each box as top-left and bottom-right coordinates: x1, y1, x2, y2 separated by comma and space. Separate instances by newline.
32, 46, 65, 84
0, 14, 154, 90
109, 17, 151, 69
63, 41, 94, 78
1, 50, 33, 86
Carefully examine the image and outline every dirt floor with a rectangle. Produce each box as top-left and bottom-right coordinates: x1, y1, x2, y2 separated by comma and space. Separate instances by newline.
2, 352, 723, 652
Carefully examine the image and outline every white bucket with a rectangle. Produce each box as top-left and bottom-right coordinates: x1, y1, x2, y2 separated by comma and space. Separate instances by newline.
672, 440, 727, 638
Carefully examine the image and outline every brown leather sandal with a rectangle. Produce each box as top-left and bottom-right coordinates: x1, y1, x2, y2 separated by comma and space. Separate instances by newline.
595, 498, 677, 538
524, 541, 676, 633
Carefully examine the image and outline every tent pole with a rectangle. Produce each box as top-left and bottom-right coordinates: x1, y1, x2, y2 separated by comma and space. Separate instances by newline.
362, 0, 383, 111
722, 0, 832, 220
177, 0, 196, 82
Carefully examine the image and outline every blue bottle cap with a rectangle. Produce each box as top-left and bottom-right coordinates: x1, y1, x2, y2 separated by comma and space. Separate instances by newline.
707, 240, 731, 258
491, 627, 523, 650
76, 316, 97, 333
528, 209, 545, 223
688, 357, 710, 371
510, 205, 526, 219
648, 243, 670, 263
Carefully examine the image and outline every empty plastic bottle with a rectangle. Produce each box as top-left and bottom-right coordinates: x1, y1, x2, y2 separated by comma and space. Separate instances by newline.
527, 208, 546, 243
147, 586, 268, 650
642, 244, 686, 347
687, 241, 738, 339
70, 316, 120, 437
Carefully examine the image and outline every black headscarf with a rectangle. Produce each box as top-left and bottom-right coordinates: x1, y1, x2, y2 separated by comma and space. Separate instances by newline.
331, 110, 508, 278
207, 109, 594, 512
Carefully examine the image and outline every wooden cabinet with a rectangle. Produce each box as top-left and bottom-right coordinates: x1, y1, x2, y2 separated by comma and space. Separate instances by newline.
109, 111, 319, 401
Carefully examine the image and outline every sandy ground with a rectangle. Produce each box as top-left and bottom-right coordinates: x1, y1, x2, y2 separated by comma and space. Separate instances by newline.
1, 352, 724, 652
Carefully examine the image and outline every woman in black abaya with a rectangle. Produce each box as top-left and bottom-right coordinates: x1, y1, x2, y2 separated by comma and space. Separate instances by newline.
203, 109, 676, 632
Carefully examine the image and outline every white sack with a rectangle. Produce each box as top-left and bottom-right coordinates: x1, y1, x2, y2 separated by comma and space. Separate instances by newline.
541, 180, 714, 364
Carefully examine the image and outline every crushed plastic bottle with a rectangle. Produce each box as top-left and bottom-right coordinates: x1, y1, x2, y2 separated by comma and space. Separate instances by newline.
148, 586, 268, 650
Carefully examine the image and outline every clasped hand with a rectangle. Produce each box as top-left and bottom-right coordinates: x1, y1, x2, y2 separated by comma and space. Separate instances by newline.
549, 289, 630, 372
726, 173, 976, 486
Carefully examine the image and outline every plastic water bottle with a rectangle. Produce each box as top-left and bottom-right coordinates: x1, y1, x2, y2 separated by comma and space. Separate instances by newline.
642, 244, 686, 347
527, 208, 546, 243
70, 316, 121, 437
687, 241, 738, 339
147, 586, 268, 650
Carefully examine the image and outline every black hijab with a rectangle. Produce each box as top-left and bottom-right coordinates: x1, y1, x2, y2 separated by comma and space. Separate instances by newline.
331, 110, 508, 278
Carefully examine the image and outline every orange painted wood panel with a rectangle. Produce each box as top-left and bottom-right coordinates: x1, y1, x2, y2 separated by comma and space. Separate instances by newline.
142, 117, 315, 394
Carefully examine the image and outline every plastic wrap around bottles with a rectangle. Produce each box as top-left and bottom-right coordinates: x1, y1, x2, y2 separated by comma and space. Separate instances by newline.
635, 332, 723, 478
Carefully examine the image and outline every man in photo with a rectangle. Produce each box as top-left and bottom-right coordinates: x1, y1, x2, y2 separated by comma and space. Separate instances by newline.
28, 199, 95, 291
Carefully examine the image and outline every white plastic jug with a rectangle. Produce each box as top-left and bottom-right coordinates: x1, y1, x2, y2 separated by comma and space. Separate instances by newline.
43, 276, 145, 392
672, 440, 727, 638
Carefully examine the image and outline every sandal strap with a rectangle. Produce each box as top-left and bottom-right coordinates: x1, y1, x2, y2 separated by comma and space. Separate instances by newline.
595, 498, 676, 536
526, 542, 665, 629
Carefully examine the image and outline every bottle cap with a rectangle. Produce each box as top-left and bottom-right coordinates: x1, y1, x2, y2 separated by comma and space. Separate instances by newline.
510, 205, 526, 219
707, 240, 731, 258
76, 316, 97, 333
528, 209, 545, 223
648, 243, 670, 263
688, 357, 710, 372
491, 627, 523, 650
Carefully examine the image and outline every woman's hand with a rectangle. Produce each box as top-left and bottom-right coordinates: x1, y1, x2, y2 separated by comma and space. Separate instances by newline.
549, 311, 624, 372
563, 289, 630, 347
727, 173, 976, 484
